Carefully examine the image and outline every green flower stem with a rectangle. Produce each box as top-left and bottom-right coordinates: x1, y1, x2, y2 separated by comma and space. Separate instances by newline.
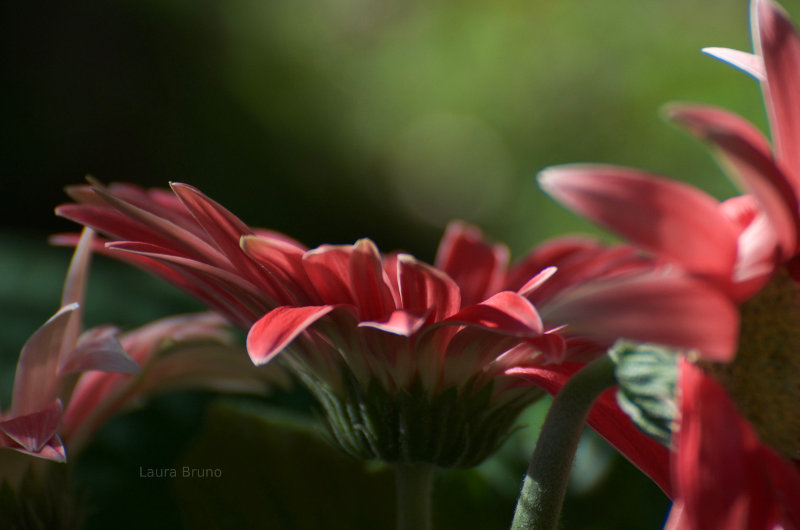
395, 462, 434, 530
511, 355, 617, 530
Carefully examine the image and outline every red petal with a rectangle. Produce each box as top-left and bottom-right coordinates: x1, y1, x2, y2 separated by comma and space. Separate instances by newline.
12, 304, 80, 417
757, 0, 800, 188
434, 221, 509, 306
517, 266, 557, 297
543, 273, 739, 361
0, 400, 63, 453
303, 245, 356, 305
240, 234, 318, 305
86, 185, 230, 267
674, 360, 770, 529
445, 291, 544, 336
349, 239, 397, 321
538, 165, 739, 279
109, 241, 273, 314
246, 306, 335, 365
396, 253, 461, 322
667, 103, 799, 258
169, 183, 268, 283
359, 309, 427, 336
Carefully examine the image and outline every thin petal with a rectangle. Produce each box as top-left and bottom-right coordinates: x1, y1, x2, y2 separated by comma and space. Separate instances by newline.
444, 291, 544, 336
508, 236, 602, 292
396, 253, 461, 322
60, 328, 140, 375
61, 227, 94, 307
12, 304, 80, 417
702, 47, 766, 79
84, 185, 230, 268
240, 234, 318, 305
756, 0, 800, 186
667, 103, 799, 258
434, 221, 509, 306
169, 182, 270, 284
246, 306, 335, 365
349, 239, 397, 320
543, 273, 740, 361
509, 238, 652, 305
57, 228, 95, 379
359, 309, 427, 336
108, 241, 272, 313
517, 266, 557, 297
539, 164, 738, 278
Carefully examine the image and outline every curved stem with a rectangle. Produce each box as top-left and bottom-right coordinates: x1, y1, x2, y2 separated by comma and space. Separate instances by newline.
511, 355, 617, 530
395, 462, 434, 530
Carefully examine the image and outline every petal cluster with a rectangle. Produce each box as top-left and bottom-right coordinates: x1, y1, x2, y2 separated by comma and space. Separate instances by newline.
58, 181, 738, 469
2, 228, 271, 463
1, 229, 138, 461
534, 0, 800, 526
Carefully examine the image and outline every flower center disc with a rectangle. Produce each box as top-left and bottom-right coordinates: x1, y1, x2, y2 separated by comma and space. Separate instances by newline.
704, 268, 800, 459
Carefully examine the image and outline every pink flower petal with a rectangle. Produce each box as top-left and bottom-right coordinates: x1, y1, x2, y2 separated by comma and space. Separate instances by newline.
61, 227, 94, 307
667, 103, 799, 259
349, 239, 397, 321
170, 182, 269, 283
246, 305, 335, 365
444, 291, 544, 336
303, 245, 356, 305
0, 400, 63, 453
30, 437, 67, 462
539, 164, 739, 279
507, 237, 601, 293
11, 304, 80, 417
517, 266, 557, 297
396, 253, 461, 322
240, 234, 318, 305
702, 47, 766, 80
674, 360, 766, 529
756, 0, 800, 187
508, 363, 672, 497
543, 273, 739, 361
509, 238, 652, 305
60, 328, 140, 375
434, 221, 509, 306
77, 185, 230, 268
720, 195, 759, 231
108, 241, 271, 315
359, 309, 427, 336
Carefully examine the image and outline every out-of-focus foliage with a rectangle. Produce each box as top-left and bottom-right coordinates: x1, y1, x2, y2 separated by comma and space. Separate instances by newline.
2, 0, 784, 252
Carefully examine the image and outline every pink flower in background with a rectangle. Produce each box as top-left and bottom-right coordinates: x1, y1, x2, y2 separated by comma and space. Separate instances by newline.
61, 311, 271, 454
1, 229, 139, 462
57, 181, 736, 470
2, 227, 272, 463
536, 0, 800, 523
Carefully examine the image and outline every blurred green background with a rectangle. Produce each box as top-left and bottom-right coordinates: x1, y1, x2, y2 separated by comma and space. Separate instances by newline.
2, 0, 794, 527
